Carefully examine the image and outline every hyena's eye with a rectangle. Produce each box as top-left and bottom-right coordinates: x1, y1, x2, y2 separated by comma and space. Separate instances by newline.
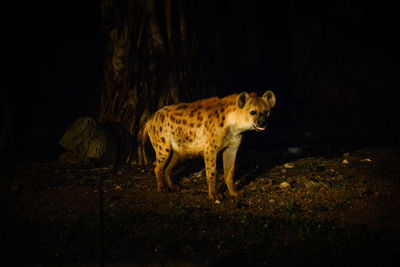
250, 110, 256, 116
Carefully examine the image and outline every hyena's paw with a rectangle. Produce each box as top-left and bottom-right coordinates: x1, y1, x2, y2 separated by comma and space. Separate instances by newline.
157, 185, 169, 194
229, 190, 240, 198
208, 192, 224, 202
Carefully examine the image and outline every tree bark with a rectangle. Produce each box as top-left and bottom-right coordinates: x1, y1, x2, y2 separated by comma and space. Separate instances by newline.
99, 0, 213, 164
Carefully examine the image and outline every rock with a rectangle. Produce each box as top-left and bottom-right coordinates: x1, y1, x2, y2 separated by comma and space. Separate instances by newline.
279, 181, 290, 189
115, 185, 122, 191
59, 117, 117, 165
284, 163, 295, 169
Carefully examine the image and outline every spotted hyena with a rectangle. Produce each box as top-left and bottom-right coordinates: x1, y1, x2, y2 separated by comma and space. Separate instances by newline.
139, 90, 276, 201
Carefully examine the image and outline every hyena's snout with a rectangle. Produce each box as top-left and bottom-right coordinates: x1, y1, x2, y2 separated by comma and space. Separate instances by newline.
256, 114, 268, 129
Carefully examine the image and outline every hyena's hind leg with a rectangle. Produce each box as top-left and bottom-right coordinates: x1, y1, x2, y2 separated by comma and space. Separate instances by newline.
164, 150, 181, 191
154, 145, 172, 193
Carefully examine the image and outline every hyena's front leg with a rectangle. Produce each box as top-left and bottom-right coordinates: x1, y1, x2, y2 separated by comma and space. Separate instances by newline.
204, 145, 221, 201
223, 136, 242, 197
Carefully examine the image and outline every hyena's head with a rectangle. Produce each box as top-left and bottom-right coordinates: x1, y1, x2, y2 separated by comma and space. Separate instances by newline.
236, 90, 276, 132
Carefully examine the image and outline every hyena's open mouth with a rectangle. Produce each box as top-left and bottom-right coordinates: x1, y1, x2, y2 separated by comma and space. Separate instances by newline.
251, 122, 265, 132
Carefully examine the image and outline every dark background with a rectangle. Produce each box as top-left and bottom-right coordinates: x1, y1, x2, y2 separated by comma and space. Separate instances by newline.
1, 0, 399, 160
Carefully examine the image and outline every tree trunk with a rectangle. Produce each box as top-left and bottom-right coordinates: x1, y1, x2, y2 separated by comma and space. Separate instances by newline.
99, 0, 213, 164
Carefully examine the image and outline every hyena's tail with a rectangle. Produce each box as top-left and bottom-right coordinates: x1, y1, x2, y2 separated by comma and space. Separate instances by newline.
138, 118, 151, 166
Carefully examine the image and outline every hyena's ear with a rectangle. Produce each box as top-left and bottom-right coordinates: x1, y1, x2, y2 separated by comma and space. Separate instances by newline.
237, 92, 249, 109
262, 90, 276, 108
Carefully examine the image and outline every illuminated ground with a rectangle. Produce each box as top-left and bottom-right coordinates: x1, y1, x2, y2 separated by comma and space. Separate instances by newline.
1, 146, 399, 266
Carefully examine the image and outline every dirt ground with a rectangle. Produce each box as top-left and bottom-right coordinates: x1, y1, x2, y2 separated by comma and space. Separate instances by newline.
1, 145, 399, 266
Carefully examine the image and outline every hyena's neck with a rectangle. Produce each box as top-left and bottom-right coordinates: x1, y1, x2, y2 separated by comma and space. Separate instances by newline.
220, 97, 249, 136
